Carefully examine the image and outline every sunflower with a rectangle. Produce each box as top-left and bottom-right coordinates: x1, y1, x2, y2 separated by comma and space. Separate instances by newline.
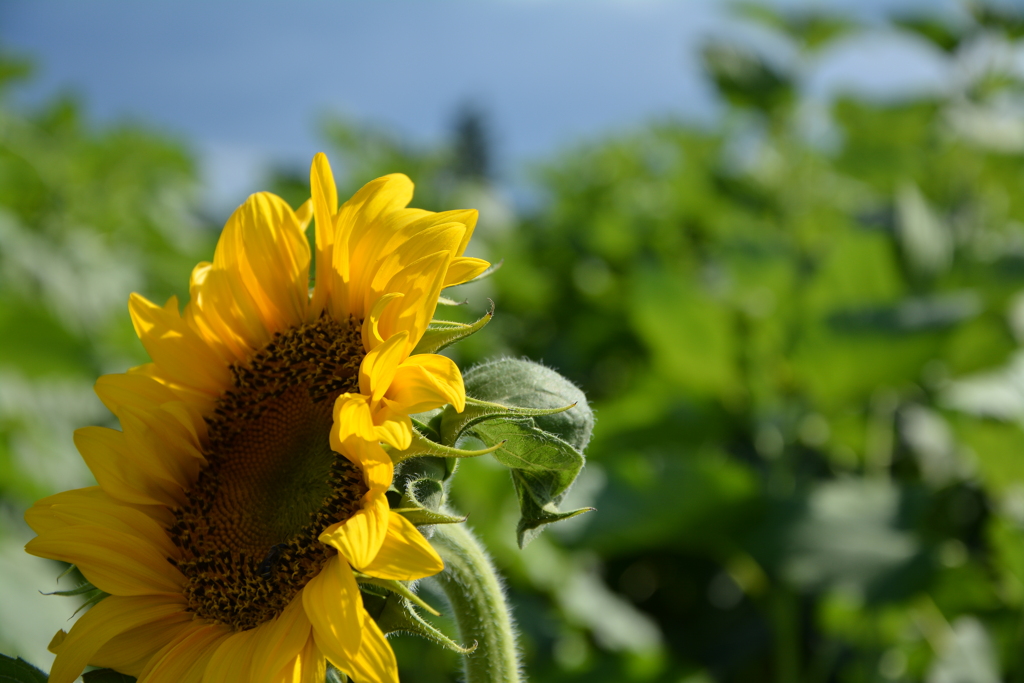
24, 153, 490, 683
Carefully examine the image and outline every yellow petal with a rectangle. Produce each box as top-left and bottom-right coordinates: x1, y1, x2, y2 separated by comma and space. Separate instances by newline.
311, 152, 339, 318
295, 198, 314, 231
94, 371, 183, 418
334, 438, 394, 492
47, 594, 185, 683
329, 615, 399, 683
360, 292, 404, 351
138, 623, 231, 683
351, 209, 466, 313
364, 221, 466, 315
387, 354, 466, 414
319, 491, 389, 571
374, 251, 451, 356
331, 394, 377, 448
215, 192, 311, 334
251, 595, 313, 683
444, 256, 491, 287
129, 294, 230, 396
45, 491, 177, 560
348, 209, 434, 307
119, 405, 203, 498
202, 626, 261, 683
452, 208, 479, 257
187, 260, 269, 358
26, 526, 185, 596
91, 613, 195, 677
372, 408, 412, 451
330, 174, 415, 321
302, 556, 364, 658
181, 262, 248, 365
267, 634, 325, 683
25, 487, 173, 535
74, 426, 184, 508
358, 330, 410, 404
94, 370, 209, 448
360, 511, 444, 581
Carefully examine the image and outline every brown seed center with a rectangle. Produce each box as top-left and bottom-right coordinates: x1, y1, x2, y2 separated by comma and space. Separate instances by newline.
169, 316, 369, 630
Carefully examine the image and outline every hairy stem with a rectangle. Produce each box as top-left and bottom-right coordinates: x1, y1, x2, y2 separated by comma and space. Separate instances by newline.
430, 523, 523, 683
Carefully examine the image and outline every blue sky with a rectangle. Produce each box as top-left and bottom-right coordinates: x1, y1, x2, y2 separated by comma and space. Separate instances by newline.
1, 0, 958, 206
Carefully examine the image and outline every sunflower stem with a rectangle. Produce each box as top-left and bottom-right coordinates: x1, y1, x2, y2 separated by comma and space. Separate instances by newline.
431, 522, 523, 683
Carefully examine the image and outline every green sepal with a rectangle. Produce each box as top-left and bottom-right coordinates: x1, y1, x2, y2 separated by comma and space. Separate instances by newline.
412, 303, 493, 356
394, 506, 468, 526
389, 423, 505, 464
367, 592, 477, 654
56, 563, 77, 582
326, 663, 348, 683
404, 476, 446, 511
356, 573, 441, 616
41, 581, 99, 597
0, 654, 47, 683
436, 295, 467, 306
439, 397, 575, 447
72, 589, 110, 617
395, 477, 464, 522
82, 669, 137, 683
410, 414, 441, 442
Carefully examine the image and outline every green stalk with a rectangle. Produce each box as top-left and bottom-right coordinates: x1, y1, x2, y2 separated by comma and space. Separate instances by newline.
430, 523, 523, 683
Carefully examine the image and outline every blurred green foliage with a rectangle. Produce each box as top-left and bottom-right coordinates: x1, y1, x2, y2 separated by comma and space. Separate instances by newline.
0, 48, 216, 664
0, 52, 212, 512
7, 2, 1024, 682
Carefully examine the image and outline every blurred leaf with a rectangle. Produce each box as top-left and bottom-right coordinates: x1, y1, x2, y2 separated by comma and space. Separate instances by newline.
895, 17, 963, 52
701, 41, 795, 113
0, 655, 46, 683
580, 450, 759, 556
896, 183, 952, 280
926, 616, 1000, 683
775, 480, 922, 596
951, 417, 1024, 496
631, 268, 740, 401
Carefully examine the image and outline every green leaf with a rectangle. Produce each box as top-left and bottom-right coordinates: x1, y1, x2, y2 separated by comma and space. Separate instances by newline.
513, 469, 595, 548
412, 304, 493, 355
472, 418, 582, 475
82, 669, 137, 683
470, 418, 590, 547
0, 655, 47, 683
